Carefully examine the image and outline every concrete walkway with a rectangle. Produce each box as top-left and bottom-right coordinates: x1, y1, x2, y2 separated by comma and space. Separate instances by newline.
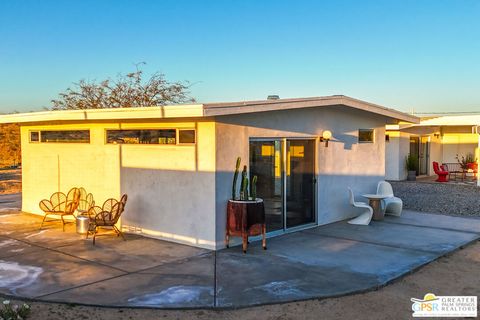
0, 202, 479, 308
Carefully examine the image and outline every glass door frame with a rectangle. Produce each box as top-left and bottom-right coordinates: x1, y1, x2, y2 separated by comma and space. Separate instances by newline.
409, 135, 430, 176
419, 136, 430, 176
249, 137, 318, 236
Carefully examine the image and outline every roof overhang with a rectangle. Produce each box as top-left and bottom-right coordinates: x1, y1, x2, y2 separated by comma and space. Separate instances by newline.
0, 95, 418, 124
0, 104, 204, 124
415, 115, 480, 126
203, 95, 419, 123
387, 115, 480, 133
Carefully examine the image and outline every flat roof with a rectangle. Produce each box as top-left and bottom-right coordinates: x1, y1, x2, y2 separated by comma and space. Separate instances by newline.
416, 114, 480, 126
0, 95, 419, 124
387, 114, 480, 131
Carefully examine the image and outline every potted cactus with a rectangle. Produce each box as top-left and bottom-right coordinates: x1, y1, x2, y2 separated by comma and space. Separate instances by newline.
227, 157, 265, 253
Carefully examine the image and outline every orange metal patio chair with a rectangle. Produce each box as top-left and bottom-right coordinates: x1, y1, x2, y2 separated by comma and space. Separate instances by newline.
86, 194, 127, 245
39, 187, 81, 231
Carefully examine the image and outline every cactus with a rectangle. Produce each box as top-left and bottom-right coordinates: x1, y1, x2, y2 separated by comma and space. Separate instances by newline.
240, 165, 248, 200
232, 157, 241, 199
231, 158, 259, 201
250, 175, 257, 200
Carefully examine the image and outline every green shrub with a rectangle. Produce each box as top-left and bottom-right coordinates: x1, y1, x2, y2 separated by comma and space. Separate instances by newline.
405, 153, 418, 171
0, 300, 30, 320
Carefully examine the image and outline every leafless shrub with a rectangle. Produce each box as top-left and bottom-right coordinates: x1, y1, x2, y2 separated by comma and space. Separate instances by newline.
51, 65, 195, 110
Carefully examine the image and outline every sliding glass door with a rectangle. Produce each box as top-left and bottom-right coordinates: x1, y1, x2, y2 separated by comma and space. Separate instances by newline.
249, 140, 284, 232
249, 138, 316, 233
286, 139, 316, 228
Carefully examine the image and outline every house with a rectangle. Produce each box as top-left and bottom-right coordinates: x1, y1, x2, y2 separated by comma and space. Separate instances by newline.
0, 95, 418, 249
386, 114, 480, 181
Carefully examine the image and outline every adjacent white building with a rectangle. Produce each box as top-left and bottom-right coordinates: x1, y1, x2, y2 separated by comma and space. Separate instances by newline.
386, 114, 480, 181
0, 95, 418, 249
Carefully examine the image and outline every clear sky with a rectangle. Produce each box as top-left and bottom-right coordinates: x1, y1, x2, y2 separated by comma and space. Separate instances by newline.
1, 0, 479, 114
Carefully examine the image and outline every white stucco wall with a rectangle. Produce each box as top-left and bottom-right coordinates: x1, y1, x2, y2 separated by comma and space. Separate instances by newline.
21, 124, 120, 215
428, 134, 443, 175
385, 131, 410, 180
441, 132, 478, 163
214, 106, 387, 248
20, 120, 217, 250
119, 121, 217, 249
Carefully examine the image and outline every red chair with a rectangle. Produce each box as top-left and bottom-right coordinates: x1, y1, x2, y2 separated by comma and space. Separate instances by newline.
433, 161, 449, 182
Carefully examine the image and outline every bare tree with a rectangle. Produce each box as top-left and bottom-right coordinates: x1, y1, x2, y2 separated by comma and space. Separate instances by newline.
51, 65, 195, 110
0, 123, 21, 167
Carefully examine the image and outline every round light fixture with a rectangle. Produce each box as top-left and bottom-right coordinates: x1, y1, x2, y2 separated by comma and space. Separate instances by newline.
322, 130, 332, 140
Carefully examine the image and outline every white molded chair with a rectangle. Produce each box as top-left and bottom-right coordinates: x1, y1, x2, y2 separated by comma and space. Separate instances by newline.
347, 187, 373, 225
377, 181, 403, 216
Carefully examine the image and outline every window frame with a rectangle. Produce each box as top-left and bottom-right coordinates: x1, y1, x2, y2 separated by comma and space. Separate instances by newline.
29, 129, 91, 144
358, 129, 375, 143
29, 131, 40, 143
178, 129, 196, 145
40, 129, 91, 144
104, 128, 196, 146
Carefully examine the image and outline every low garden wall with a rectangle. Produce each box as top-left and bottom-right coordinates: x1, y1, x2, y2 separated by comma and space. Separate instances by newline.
390, 181, 480, 217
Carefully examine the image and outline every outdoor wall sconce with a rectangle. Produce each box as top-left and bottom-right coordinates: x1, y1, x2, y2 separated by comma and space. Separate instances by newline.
320, 130, 332, 147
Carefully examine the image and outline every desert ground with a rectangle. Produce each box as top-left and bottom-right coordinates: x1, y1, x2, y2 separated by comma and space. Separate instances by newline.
0, 168, 21, 194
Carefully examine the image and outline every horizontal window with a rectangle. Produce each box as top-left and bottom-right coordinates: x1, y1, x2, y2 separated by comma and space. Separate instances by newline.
358, 129, 374, 143
40, 130, 90, 143
106, 129, 176, 144
178, 129, 196, 144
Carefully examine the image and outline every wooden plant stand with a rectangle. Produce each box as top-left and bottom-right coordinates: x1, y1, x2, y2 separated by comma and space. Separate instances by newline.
225, 199, 267, 253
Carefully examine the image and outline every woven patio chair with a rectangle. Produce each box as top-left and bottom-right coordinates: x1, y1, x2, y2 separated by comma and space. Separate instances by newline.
76, 187, 95, 216
86, 195, 127, 245
39, 187, 81, 231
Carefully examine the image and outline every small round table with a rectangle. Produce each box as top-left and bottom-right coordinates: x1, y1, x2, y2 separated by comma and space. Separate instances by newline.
362, 194, 387, 221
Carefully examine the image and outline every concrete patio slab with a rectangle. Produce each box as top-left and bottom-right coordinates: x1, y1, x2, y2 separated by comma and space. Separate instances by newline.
383, 210, 480, 234
216, 249, 379, 307
0, 249, 126, 298
246, 232, 438, 281
0, 212, 40, 231
3, 224, 87, 249
0, 235, 42, 259
42, 253, 215, 308
0, 207, 479, 309
55, 236, 210, 273
304, 220, 479, 254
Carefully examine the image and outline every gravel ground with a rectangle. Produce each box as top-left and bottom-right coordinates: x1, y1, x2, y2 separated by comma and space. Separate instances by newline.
390, 180, 480, 216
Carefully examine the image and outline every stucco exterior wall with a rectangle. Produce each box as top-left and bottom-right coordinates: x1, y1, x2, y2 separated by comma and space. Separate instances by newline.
441, 132, 478, 163
428, 134, 443, 175
385, 131, 410, 180
21, 123, 120, 215
119, 121, 217, 249
20, 120, 217, 250
214, 106, 387, 247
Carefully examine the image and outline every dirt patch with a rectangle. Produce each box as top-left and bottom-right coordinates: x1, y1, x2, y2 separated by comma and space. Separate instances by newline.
2, 240, 479, 320
0, 169, 21, 194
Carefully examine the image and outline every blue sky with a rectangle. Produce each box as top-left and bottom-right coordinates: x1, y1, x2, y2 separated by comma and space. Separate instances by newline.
0, 0, 479, 114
